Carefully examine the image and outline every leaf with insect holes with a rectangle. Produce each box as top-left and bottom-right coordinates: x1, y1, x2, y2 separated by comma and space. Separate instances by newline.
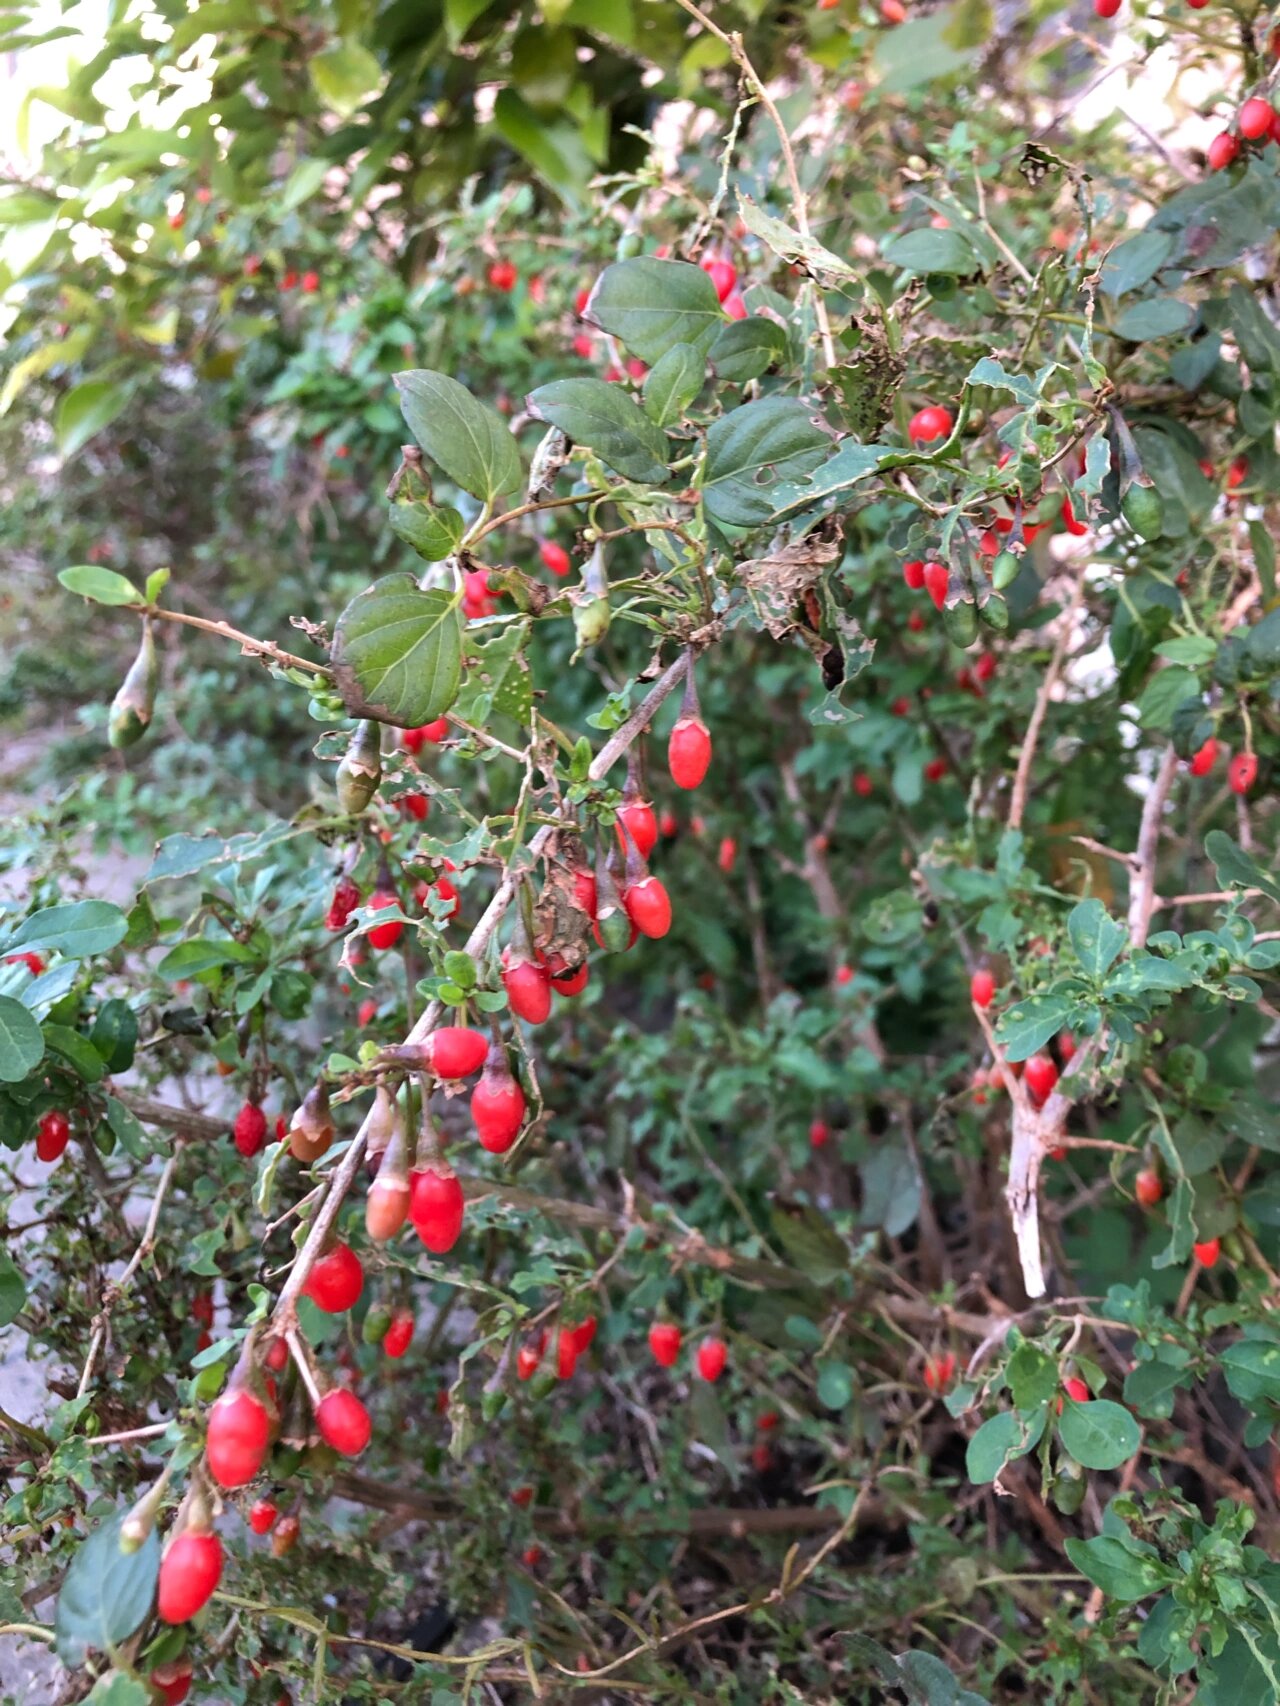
455, 623, 532, 727
965, 1407, 1046, 1484
1068, 899, 1127, 981
395, 369, 522, 502
704, 398, 830, 529
994, 990, 1077, 1062
331, 576, 463, 727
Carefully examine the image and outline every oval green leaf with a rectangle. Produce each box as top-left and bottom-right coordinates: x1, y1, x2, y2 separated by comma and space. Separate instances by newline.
1056, 1397, 1141, 1470
395, 369, 522, 502
584, 257, 724, 364
8, 901, 129, 960
58, 566, 141, 606
0, 994, 45, 1081
55, 1514, 159, 1667
331, 574, 464, 727
703, 398, 830, 529
527, 376, 670, 483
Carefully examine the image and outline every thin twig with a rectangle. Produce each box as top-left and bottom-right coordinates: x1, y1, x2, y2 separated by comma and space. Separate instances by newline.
1009, 575, 1085, 832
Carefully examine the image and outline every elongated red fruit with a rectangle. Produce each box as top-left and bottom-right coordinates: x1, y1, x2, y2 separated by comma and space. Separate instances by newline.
502, 950, 552, 1025
410, 1166, 465, 1252
696, 1336, 727, 1382
1229, 752, 1258, 795
233, 1102, 267, 1158
539, 540, 571, 577
617, 800, 658, 859
669, 718, 711, 790
923, 561, 949, 611
206, 1387, 270, 1488
158, 1528, 223, 1623
317, 1387, 372, 1455
303, 1242, 364, 1313
625, 875, 672, 939
1024, 1054, 1059, 1102
427, 1026, 488, 1079
903, 558, 926, 590
1190, 737, 1218, 776
648, 1321, 681, 1367
35, 1110, 70, 1162
325, 874, 361, 930
402, 718, 448, 752
248, 1497, 278, 1534
970, 969, 995, 1008
556, 1329, 579, 1380
383, 1308, 415, 1359
908, 404, 953, 445
471, 1048, 526, 1153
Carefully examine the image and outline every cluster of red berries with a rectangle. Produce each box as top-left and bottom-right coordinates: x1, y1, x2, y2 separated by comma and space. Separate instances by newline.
1208, 94, 1280, 172
1188, 736, 1257, 794
647, 1322, 728, 1381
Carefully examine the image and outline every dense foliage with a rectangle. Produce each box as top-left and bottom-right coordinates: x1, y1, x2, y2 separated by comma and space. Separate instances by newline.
6, 1, 1280, 1701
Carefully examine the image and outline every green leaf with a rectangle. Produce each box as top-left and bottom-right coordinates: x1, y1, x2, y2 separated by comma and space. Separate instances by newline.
492, 89, 591, 206
859, 1139, 920, 1237
0, 995, 44, 1081
330, 576, 464, 727
965, 1408, 1045, 1484
1099, 231, 1174, 298
642, 343, 705, 427
388, 501, 465, 562
1137, 664, 1198, 730
769, 440, 892, 522
1205, 830, 1280, 906
882, 226, 981, 276
0, 1249, 26, 1326
709, 316, 789, 383
55, 380, 130, 457
873, 5, 979, 90
155, 938, 256, 980
768, 1200, 849, 1279
55, 1514, 159, 1667
1057, 1398, 1141, 1470
7, 900, 129, 959
526, 377, 670, 482
1064, 1534, 1172, 1603
309, 40, 383, 117
104, 1096, 152, 1161
1068, 899, 1127, 981
455, 623, 532, 727
1113, 297, 1195, 341
44, 1024, 106, 1084
1006, 1342, 1058, 1410
1102, 956, 1192, 997
994, 990, 1076, 1062
816, 1361, 856, 1409
89, 1000, 137, 1072
278, 157, 329, 212
87, 1676, 151, 1706
1221, 1339, 1280, 1405
57, 565, 141, 606
703, 398, 830, 529
584, 257, 724, 365
395, 369, 522, 503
